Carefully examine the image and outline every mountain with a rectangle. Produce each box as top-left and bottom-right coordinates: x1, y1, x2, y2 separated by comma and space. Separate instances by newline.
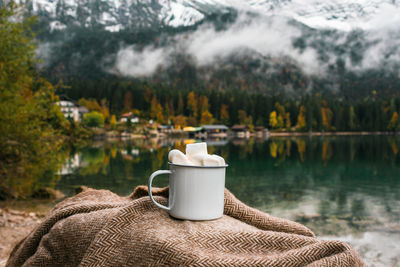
14, 0, 400, 99
24, 0, 400, 31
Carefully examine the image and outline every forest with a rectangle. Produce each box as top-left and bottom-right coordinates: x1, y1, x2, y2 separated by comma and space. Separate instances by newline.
64, 78, 400, 132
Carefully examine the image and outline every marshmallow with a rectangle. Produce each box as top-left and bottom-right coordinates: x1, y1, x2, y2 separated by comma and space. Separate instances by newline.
201, 154, 221, 166
211, 155, 225, 166
169, 143, 226, 167
186, 142, 207, 157
168, 149, 193, 165
188, 153, 207, 166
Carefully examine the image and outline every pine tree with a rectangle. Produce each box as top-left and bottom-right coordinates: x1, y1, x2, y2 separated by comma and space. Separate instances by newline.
219, 104, 230, 125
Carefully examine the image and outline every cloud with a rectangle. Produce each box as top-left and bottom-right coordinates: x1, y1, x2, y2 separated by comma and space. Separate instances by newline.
112, 7, 400, 78
113, 14, 320, 77
114, 45, 170, 77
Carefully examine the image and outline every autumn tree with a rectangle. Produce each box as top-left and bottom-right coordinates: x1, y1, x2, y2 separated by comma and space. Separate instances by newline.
274, 102, 285, 129
296, 105, 306, 130
78, 98, 102, 112
0, 3, 65, 198
110, 115, 117, 129
200, 110, 214, 125
173, 115, 187, 130
150, 95, 164, 123
187, 91, 198, 121
100, 98, 110, 122
269, 111, 278, 129
321, 100, 333, 131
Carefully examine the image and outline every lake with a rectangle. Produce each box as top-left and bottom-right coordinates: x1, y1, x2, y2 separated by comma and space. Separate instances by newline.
49, 136, 400, 266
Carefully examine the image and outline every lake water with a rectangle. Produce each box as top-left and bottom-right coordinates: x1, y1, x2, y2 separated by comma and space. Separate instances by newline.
53, 136, 400, 266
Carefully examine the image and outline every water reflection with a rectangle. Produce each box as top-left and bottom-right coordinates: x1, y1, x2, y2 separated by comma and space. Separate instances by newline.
54, 136, 400, 266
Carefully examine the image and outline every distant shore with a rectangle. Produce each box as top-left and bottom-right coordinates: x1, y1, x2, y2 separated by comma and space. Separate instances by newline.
94, 130, 399, 140
266, 131, 398, 137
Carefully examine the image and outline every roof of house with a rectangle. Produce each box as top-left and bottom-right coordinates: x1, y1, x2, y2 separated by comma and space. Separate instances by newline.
56, 100, 77, 107
201, 125, 229, 130
231, 125, 249, 131
254, 126, 265, 131
121, 112, 138, 118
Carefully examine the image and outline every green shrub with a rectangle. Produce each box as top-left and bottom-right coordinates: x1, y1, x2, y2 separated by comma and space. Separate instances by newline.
83, 112, 104, 127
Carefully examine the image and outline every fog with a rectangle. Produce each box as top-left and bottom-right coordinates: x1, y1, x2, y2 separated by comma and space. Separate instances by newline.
112, 2, 400, 78
113, 14, 320, 77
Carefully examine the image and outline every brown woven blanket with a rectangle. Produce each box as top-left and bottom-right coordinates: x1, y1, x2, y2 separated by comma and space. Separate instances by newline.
7, 186, 365, 266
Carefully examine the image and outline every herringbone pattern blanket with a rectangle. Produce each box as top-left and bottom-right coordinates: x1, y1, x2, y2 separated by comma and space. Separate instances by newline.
7, 186, 365, 266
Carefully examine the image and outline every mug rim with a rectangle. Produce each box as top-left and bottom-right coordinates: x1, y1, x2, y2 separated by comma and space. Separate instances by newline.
168, 162, 228, 168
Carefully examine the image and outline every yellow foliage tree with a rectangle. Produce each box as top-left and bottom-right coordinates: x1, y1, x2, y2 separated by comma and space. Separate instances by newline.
269, 111, 278, 129
296, 105, 306, 130
78, 98, 99, 112
173, 115, 187, 130
100, 98, 110, 121
150, 96, 164, 123
321, 100, 333, 131
200, 110, 214, 125
110, 115, 117, 129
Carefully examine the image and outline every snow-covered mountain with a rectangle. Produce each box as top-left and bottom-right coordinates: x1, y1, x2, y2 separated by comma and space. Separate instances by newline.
15, 0, 400, 98
24, 0, 400, 32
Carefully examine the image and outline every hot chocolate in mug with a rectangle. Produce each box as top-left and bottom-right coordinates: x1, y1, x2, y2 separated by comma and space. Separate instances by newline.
148, 162, 228, 220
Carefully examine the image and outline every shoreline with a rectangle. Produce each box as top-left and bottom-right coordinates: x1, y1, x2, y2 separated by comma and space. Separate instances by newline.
266, 131, 398, 137
95, 130, 399, 140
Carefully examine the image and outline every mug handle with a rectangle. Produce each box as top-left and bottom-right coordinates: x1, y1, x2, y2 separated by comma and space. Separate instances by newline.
148, 170, 172, 211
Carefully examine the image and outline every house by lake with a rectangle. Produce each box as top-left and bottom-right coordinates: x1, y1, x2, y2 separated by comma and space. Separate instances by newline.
231, 125, 250, 138
200, 125, 229, 138
120, 112, 139, 124
56, 101, 88, 122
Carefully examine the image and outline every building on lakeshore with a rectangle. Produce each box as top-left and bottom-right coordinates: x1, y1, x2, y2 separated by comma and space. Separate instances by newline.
56, 101, 88, 122
183, 126, 202, 138
255, 126, 269, 138
231, 125, 250, 138
120, 112, 139, 124
158, 125, 174, 134
200, 125, 229, 138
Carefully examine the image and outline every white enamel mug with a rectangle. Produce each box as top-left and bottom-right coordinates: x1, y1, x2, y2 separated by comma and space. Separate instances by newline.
148, 162, 228, 220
